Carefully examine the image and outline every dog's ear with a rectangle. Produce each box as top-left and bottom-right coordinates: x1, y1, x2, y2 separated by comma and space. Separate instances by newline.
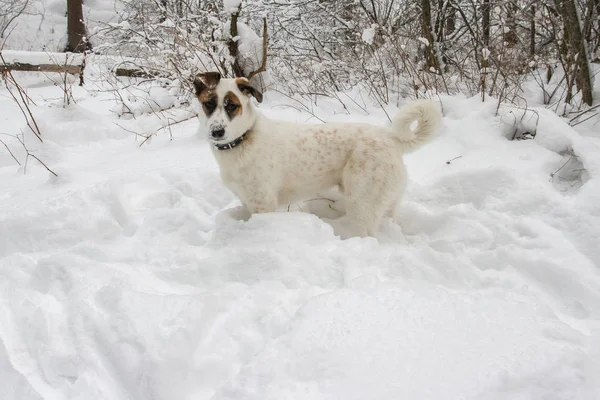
193, 72, 221, 95
236, 78, 263, 103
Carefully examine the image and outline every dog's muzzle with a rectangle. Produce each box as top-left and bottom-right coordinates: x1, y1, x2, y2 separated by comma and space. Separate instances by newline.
211, 127, 225, 140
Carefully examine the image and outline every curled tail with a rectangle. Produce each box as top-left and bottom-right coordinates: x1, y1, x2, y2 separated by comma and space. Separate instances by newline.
389, 99, 442, 153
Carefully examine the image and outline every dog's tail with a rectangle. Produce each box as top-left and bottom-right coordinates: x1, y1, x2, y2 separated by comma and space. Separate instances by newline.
389, 99, 442, 153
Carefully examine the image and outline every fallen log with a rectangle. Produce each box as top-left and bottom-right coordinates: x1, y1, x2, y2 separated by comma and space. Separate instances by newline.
0, 50, 86, 84
0, 50, 173, 82
0, 50, 84, 72
113, 67, 165, 78
0, 62, 82, 75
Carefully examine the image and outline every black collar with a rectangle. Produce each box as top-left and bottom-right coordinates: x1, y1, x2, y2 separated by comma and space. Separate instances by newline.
214, 130, 252, 151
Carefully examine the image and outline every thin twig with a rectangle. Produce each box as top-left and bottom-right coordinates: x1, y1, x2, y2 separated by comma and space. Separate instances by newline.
446, 155, 462, 164
569, 104, 600, 125
0, 137, 21, 165
1, 53, 43, 141
15, 134, 57, 176
156, 113, 197, 133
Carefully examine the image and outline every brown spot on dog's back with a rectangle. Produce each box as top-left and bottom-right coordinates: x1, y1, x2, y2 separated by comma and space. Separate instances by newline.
296, 137, 309, 149
224, 91, 243, 120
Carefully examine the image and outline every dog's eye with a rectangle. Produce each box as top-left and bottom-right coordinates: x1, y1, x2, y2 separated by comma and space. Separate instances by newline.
225, 102, 238, 113
203, 100, 216, 111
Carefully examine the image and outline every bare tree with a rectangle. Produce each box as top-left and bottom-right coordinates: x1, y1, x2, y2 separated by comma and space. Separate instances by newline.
481, 0, 491, 47
444, 2, 456, 38
529, 4, 536, 57
554, 0, 594, 105
225, 6, 245, 78
92, 0, 595, 111
504, 2, 519, 47
420, 0, 440, 71
66, 0, 90, 52
582, 0, 600, 55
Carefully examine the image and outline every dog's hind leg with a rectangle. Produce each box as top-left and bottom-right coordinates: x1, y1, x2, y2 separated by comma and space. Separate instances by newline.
342, 172, 391, 238
345, 200, 382, 237
342, 148, 405, 237
386, 200, 400, 222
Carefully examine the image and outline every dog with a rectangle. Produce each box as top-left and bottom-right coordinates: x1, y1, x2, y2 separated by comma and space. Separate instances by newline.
194, 72, 442, 237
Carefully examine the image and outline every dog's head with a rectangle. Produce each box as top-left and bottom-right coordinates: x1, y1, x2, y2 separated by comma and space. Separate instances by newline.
193, 72, 262, 145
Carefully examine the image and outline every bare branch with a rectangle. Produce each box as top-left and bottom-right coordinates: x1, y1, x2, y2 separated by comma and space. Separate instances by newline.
0, 136, 21, 165
247, 18, 268, 80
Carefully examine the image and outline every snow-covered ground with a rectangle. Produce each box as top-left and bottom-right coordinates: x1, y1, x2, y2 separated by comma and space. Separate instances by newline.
2, 3, 600, 395
1, 62, 600, 399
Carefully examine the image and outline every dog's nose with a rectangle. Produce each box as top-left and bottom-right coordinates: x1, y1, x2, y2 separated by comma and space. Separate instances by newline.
211, 128, 225, 139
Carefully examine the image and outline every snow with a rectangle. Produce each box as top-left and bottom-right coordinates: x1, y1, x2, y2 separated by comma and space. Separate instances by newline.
0, 50, 84, 66
2, 3, 600, 397
215, 286, 584, 399
482, 47, 491, 61
110, 81, 179, 118
227, 21, 261, 72
418, 37, 430, 46
159, 18, 176, 28
1, 66, 600, 399
221, 20, 272, 90
362, 26, 376, 45
223, 0, 242, 14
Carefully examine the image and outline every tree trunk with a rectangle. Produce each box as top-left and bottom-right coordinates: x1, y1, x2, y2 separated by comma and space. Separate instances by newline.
482, 0, 490, 46
420, 0, 439, 71
583, 0, 599, 54
227, 10, 245, 77
504, 2, 518, 47
594, 0, 600, 54
66, 0, 90, 52
480, 0, 491, 100
435, 0, 444, 41
445, 5, 456, 37
159, 0, 167, 23
176, 0, 183, 17
555, 0, 594, 105
530, 4, 536, 57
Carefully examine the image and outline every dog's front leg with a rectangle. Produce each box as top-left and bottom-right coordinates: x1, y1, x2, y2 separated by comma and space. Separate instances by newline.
245, 198, 278, 214
243, 189, 278, 214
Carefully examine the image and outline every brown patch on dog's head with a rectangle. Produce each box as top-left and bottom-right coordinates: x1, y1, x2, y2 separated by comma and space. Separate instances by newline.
236, 78, 263, 103
194, 72, 221, 95
194, 72, 221, 116
198, 91, 218, 116
224, 91, 243, 120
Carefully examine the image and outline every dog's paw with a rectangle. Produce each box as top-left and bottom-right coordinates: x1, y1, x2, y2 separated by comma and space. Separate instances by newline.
218, 205, 252, 222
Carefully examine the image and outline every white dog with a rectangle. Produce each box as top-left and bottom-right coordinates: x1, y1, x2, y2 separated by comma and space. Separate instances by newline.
194, 72, 442, 237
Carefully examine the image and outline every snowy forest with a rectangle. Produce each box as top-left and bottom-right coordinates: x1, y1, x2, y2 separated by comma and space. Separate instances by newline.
86, 0, 598, 108
1, 1, 600, 399
2, 0, 599, 109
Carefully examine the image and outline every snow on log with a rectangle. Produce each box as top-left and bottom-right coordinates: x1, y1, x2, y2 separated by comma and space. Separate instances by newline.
0, 50, 85, 75
0, 51, 166, 81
